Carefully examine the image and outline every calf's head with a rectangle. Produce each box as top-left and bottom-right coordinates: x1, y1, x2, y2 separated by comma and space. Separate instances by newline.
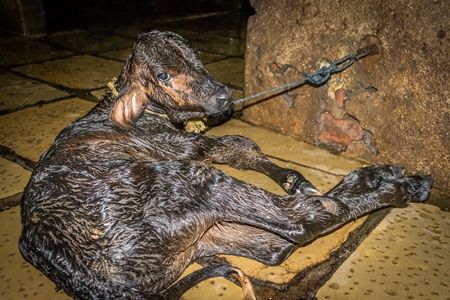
110, 30, 234, 129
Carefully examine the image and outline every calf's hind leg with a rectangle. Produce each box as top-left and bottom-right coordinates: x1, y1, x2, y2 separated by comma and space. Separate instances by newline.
197, 222, 297, 266
195, 165, 433, 263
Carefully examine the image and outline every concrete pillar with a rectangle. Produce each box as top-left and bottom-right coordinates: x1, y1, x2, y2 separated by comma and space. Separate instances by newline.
0, 0, 46, 37
244, 0, 450, 189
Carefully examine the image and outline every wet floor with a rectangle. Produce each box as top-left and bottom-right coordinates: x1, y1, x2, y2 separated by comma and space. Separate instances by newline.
1, 1, 449, 299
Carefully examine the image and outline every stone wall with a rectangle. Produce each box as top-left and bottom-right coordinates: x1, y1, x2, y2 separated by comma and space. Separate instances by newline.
243, 0, 450, 189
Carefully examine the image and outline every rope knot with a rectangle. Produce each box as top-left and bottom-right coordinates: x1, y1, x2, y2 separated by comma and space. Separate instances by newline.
305, 66, 332, 85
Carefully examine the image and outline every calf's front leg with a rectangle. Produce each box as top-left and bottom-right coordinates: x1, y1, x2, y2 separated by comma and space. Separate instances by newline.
201, 134, 320, 195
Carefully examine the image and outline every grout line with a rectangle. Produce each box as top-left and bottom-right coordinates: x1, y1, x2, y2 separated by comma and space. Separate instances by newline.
0, 96, 77, 116
266, 154, 346, 178
0, 192, 22, 210
0, 145, 36, 171
153, 11, 235, 23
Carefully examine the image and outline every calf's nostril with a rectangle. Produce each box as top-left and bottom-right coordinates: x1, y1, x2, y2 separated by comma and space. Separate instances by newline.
390, 165, 405, 178
216, 93, 232, 107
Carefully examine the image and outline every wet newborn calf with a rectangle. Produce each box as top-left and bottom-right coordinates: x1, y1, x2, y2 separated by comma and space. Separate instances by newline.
19, 30, 433, 299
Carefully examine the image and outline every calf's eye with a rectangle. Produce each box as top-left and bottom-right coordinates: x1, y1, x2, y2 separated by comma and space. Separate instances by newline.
157, 72, 170, 81
370, 174, 380, 187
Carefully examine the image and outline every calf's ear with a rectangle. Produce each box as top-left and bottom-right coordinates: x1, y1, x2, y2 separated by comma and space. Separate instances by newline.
110, 87, 147, 129
110, 40, 154, 129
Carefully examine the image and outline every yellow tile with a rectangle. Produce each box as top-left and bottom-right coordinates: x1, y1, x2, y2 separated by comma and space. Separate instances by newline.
99, 48, 132, 61
200, 52, 227, 64
0, 72, 69, 111
12, 56, 123, 90
206, 119, 362, 175
181, 276, 243, 300
317, 203, 450, 299
0, 41, 73, 67
0, 98, 95, 161
47, 32, 133, 54
0, 207, 71, 300
0, 158, 30, 198
175, 263, 245, 300
205, 57, 245, 89
190, 34, 246, 56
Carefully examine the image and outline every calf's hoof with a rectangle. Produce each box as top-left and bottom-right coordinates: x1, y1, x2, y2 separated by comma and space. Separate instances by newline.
282, 173, 322, 195
385, 173, 434, 208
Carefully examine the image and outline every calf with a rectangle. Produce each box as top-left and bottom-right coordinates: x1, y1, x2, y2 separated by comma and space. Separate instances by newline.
19, 30, 433, 299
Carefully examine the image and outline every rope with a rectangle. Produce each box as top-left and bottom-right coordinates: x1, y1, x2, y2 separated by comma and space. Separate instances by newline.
234, 45, 378, 105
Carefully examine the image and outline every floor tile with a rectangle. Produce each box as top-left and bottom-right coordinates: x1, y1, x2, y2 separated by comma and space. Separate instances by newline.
176, 261, 243, 299
0, 158, 30, 198
161, 16, 248, 41
0, 98, 95, 161
112, 26, 150, 39
231, 89, 244, 112
182, 276, 243, 300
207, 119, 362, 176
200, 52, 228, 64
231, 88, 243, 100
0, 41, 73, 67
317, 203, 450, 300
12, 56, 123, 90
205, 57, 245, 89
98, 48, 132, 62
188, 34, 246, 56
0, 71, 70, 112
0, 206, 71, 300
90, 88, 109, 100
98, 44, 230, 66
47, 31, 134, 54
0, 31, 28, 43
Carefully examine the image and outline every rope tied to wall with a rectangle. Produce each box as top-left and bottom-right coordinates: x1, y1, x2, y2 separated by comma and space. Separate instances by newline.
234, 44, 379, 105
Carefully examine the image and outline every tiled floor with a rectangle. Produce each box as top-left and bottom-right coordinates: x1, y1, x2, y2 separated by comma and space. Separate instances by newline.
1, 3, 449, 300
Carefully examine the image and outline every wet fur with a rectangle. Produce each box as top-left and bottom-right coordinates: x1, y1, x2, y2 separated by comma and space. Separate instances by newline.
19, 31, 433, 299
